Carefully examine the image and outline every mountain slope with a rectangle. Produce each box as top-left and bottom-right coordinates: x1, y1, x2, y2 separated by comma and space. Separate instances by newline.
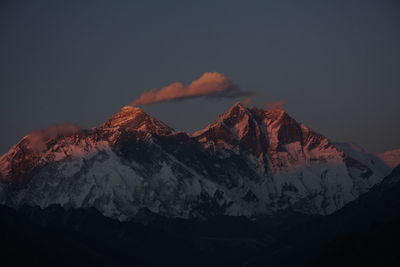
0, 103, 393, 219
2, 167, 399, 267
245, 166, 400, 267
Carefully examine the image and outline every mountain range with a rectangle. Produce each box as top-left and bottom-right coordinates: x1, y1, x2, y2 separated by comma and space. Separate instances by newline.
0, 103, 396, 220
1, 166, 399, 267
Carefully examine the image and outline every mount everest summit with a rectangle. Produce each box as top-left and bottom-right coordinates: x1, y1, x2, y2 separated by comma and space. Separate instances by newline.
0, 103, 395, 220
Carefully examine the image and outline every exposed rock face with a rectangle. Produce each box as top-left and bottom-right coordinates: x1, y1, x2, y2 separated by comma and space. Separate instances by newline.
0, 103, 393, 220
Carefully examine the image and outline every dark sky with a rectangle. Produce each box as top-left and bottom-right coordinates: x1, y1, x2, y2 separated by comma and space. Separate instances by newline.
0, 0, 399, 154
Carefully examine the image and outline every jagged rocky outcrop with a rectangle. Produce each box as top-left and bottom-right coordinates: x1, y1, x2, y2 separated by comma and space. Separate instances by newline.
0, 103, 393, 220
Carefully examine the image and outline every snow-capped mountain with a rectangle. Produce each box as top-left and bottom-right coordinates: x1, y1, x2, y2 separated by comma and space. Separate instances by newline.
0, 103, 393, 220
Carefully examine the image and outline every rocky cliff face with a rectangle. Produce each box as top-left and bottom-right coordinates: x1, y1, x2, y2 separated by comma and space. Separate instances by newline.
0, 103, 392, 220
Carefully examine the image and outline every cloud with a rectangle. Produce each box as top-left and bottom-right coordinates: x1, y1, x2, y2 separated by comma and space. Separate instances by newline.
27, 123, 81, 152
132, 72, 253, 105
266, 99, 286, 110
240, 96, 253, 107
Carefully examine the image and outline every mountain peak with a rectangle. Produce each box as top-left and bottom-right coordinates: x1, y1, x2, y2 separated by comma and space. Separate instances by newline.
192, 102, 269, 156
120, 105, 143, 113
220, 102, 251, 120
232, 101, 247, 109
102, 106, 145, 128
192, 102, 252, 137
101, 106, 174, 135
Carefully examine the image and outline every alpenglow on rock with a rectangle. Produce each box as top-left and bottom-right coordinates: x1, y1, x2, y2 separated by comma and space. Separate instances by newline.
0, 103, 392, 220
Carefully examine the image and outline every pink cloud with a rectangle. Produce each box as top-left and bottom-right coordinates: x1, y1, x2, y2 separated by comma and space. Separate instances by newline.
240, 96, 253, 107
266, 99, 286, 110
132, 72, 253, 105
27, 123, 80, 152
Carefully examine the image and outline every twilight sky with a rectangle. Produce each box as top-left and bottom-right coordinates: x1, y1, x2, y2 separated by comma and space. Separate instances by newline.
0, 0, 399, 154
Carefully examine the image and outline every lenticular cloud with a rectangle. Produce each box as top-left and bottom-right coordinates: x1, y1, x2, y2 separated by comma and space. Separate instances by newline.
132, 72, 253, 105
